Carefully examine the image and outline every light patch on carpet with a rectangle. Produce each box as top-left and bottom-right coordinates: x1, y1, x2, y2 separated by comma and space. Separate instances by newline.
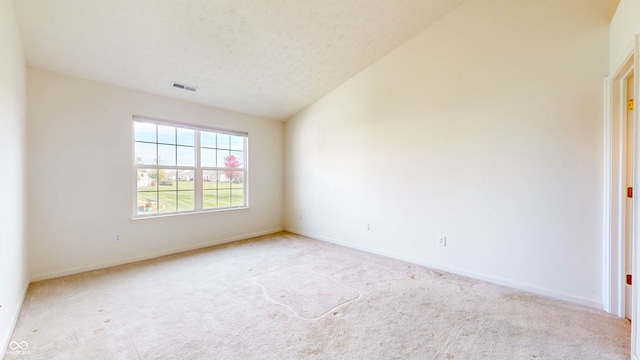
254, 265, 360, 320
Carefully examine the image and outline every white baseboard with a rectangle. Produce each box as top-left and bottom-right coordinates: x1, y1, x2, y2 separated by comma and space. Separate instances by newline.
1, 281, 29, 359
286, 228, 604, 310
30, 228, 284, 282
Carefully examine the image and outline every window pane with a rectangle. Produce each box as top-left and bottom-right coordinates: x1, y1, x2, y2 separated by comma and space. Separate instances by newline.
219, 174, 232, 189
135, 142, 156, 165
137, 192, 158, 215
217, 189, 231, 207
158, 144, 176, 166
158, 191, 177, 213
230, 151, 244, 168
177, 191, 194, 211
138, 169, 158, 191
134, 122, 156, 142
177, 146, 195, 166
177, 128, 194, 146
231, 188, 244, 207
177, 170, 194, 189
203, 170, 217, 190
159, 170, 176, 190
221, 170, 234, 184
201, 131, 216, 148
217, 149, 230, 168
203, 190, 217, 209
158, 125, 176, 144
230, 135, 244, 151
201, 148, 216, 167
231, 171, 244, 187
217, 134, 230, 149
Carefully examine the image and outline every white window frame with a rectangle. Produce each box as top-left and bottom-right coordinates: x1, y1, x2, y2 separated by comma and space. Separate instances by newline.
132, 115, 248, 218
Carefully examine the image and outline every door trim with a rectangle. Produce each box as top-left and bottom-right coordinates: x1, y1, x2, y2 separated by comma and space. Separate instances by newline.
605, 49, 634, 318
605, 35, 639, 359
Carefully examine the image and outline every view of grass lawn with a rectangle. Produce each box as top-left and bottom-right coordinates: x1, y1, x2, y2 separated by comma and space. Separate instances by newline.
137, 180, 244, 215
134, 120, 247, 217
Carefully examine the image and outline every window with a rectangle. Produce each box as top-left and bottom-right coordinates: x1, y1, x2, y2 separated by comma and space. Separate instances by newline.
133, 116, 247, 217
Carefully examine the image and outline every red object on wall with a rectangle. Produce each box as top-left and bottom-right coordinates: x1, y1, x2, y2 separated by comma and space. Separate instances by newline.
627, 274, 632, 285
628, 187, 633, 198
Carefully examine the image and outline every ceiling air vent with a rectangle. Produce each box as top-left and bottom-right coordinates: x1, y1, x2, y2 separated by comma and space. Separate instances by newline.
172, 82, 197, 92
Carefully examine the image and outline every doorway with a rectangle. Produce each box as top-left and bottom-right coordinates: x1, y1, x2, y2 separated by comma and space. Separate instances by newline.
606, 51, 635, 319
626, 72, 635, 320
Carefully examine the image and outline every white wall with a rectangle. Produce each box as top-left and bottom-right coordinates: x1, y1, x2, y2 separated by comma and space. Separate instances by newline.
609, 0, 640, 74
0, 0, 28, 356
285, 0, 616, 309
27, 68, 284, 280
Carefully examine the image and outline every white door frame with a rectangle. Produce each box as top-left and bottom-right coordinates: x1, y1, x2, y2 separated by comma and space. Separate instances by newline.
633, 34, 640, 359
604, 45, 635, 317
605, 34, 639, 358
605, 50, 635, 317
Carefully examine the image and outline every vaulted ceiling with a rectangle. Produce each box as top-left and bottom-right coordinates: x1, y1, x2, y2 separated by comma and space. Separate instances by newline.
13, 0, 466, 120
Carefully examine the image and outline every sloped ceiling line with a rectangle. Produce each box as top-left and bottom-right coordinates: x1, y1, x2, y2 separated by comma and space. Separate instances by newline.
14, 0, 466, 120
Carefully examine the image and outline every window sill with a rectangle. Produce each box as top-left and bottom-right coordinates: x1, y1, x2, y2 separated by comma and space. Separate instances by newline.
131, 206, 249, 221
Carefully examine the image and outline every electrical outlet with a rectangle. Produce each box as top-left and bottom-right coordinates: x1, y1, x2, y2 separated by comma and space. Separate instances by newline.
114, 233, 122, 242
438, 236, 446, 247
365, 223, 371, 231
298, 214, 303, 222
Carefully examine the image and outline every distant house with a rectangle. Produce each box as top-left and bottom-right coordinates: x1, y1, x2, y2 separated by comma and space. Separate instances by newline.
137, 172, 152, 187
169, 170, 194, 181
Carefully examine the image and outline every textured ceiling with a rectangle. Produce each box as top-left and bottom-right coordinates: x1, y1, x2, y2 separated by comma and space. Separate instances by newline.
13, 0, 466, 120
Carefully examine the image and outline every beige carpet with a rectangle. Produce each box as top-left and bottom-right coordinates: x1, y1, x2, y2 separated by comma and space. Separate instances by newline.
254, 265, 360, 320
4, 232, 630, 359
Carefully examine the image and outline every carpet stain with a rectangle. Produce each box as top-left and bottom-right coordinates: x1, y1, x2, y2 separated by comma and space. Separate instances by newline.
254, 265, 360, 320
